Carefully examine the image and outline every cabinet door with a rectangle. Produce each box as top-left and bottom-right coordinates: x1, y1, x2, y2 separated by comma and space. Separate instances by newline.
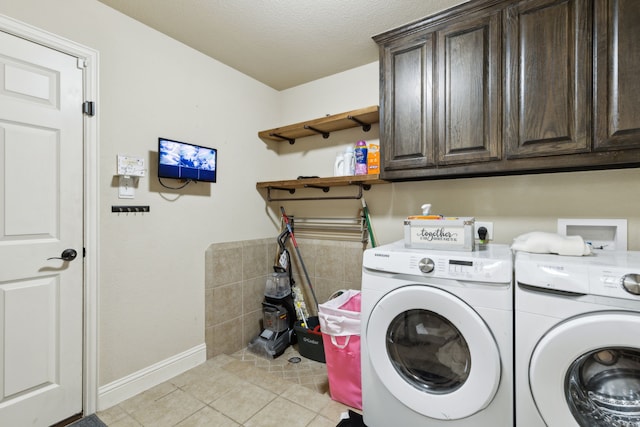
437, 11, 501, 165
379, 29, 435, 172
594, 0, 640, 150
504, 0, 591, 159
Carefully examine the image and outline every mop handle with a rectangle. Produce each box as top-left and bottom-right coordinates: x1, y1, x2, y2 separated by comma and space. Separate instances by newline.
280, 207, 320, 310
282, 212, 298, 247
361, 197, 376, 248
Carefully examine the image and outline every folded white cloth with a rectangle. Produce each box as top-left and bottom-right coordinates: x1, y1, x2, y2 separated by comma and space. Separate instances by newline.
511, 231, 592, 256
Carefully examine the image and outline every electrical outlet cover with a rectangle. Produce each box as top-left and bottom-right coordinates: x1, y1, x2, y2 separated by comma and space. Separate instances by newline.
475, 221, 493, 241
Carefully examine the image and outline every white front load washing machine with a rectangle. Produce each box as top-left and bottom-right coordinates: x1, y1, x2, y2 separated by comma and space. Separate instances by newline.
361, 240, 514, 427
515, 251, 640, 427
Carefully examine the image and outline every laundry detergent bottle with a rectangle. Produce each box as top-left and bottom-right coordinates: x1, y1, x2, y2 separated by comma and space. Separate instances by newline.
354, 140, 368, 175
334, 152, 345, 176
343, 147, 355, 175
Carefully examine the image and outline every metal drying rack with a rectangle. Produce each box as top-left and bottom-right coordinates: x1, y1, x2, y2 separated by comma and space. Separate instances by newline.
289, 215, 369, 243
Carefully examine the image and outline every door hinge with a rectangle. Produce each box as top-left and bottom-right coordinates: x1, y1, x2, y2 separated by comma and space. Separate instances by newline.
83, 247, 86, 258
83, 101, 95, 116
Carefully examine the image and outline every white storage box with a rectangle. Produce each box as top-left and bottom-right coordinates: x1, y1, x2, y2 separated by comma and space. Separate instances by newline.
404, 217, 475, 251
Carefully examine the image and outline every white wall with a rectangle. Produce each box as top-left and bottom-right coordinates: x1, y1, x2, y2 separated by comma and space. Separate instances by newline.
278, 64, 640, 250
0, 0, 283, 388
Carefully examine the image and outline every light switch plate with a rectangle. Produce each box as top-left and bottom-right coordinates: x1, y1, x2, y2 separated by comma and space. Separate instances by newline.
118, 175, 135, 199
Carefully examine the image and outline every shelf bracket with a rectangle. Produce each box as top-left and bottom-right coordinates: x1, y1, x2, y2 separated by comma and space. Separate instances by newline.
270, 186, 296, 194
303, 125, 330, 139
269, 133, 296, 144
265, 184, 366, 202
304, 184, 330, 193
347, 115, 372, 132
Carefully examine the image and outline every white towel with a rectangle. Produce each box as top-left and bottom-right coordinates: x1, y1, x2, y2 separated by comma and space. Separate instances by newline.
511, 231, 591, 256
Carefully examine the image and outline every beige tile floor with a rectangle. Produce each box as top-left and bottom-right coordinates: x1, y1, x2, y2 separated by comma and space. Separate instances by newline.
97, 346, 358, 427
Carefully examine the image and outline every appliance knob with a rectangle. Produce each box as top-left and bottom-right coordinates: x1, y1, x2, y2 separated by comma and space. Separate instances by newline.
419, 258, 435, 274
621, 274, 640, 295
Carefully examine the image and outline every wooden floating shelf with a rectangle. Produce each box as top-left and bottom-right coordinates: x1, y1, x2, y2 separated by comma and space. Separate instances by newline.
256, 174, 389, 201
256, 174, 388, 190
258, 105, 380, 144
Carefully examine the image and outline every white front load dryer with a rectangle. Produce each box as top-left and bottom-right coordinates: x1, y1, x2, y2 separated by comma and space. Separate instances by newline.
361, 240, 514, 427
515, 251, 640, 427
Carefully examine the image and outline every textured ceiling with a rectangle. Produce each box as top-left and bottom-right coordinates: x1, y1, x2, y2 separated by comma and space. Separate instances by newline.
97, 0, 467, 90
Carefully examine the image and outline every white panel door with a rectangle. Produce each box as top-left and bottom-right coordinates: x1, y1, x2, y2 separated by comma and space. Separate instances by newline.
0, 30, 84, 426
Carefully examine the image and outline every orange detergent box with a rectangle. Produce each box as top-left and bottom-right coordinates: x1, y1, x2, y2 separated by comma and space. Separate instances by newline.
367, 143, 380, 174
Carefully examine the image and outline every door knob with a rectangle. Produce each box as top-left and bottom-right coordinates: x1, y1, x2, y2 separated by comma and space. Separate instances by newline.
48, 248, 78, 261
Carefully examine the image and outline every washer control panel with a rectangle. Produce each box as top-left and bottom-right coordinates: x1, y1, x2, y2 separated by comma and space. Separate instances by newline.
516, 250, 640, 301
592, 268, 640, 300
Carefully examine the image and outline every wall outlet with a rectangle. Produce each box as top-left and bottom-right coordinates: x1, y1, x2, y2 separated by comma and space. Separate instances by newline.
475, 221, 494, 241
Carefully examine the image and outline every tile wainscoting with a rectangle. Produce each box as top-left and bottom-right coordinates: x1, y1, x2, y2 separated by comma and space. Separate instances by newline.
205, 238, 365, 359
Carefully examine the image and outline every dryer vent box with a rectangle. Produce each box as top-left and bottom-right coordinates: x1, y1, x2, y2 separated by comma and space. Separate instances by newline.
557, 219, 627, 251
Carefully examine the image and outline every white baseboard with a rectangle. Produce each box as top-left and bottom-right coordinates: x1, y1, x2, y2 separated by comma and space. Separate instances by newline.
97, 343, 206, 411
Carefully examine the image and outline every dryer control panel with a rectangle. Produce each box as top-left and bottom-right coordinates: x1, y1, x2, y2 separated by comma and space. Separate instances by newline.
363, 240, 512, 283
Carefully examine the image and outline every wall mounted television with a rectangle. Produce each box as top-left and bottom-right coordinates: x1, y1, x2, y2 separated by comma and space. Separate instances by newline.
158, 137, 217, 183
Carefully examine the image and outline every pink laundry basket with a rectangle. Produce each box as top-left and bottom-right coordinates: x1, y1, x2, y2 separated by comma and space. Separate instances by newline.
318, 290, 362, 410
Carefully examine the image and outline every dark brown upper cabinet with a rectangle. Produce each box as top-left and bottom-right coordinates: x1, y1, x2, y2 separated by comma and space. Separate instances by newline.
375, 0, 640, 181
437, 10, 502, 165
379, 28, 436, 172
594, 0, 640, 151
504, 0, 592, 159
376, 2, 503, 180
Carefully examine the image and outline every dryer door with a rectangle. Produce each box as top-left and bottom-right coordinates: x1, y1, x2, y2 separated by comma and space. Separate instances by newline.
366, 285, 501, 420
530, 311, 640, 427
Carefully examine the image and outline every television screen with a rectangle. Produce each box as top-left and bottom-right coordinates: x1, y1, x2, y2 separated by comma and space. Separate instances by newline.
158, 138, 217, 183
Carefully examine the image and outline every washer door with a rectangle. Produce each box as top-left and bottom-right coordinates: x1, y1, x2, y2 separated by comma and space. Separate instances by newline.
366, 285, 501, 420
530, 311, 640, 427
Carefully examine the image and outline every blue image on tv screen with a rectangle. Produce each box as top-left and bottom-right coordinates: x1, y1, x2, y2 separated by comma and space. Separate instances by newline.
158, 138, 217, 182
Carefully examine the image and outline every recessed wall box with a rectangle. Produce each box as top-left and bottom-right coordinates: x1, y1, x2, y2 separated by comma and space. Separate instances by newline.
557, 218, 627, 251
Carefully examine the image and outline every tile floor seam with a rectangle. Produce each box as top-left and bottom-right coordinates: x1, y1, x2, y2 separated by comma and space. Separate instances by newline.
170, 406, 205, 427
106, 404, 134, 426
116, 402, 143, 425
233, 397, 276, 426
